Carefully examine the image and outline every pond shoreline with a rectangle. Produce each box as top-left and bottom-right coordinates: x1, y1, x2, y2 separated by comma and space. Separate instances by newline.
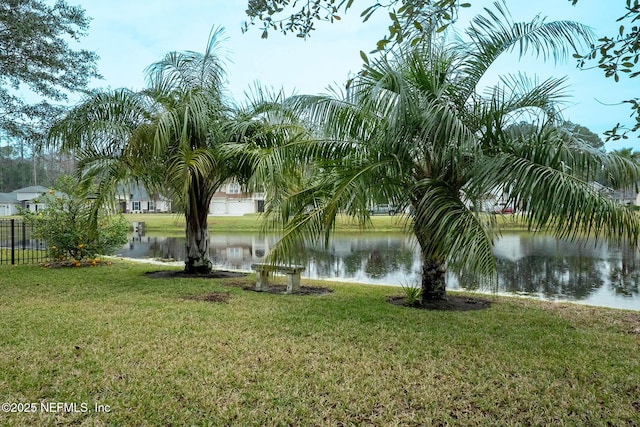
107, 253, 640, 312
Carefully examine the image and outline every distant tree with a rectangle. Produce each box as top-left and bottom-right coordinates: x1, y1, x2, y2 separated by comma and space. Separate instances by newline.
561, 121, 604, 150
0, 0, 99, 140
0, 145, 29, 191
506, 121, 603, 151
611, 147, 640, 163
0, 138, 68, 191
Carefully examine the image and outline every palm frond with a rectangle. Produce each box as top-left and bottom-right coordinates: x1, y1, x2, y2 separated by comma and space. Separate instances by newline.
144, 27, 228, 95
471, 132, 640, 245
457, 0, 593, 101
489, 74, 569, 123
412, 178, 497, 278
48, 89, 150, 154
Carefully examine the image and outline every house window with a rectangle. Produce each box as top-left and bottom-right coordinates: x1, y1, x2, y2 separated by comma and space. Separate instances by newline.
227, 247, 242, 258
227, 183, 240, 194
149, 201, 156, 212
133, 201, 140, 211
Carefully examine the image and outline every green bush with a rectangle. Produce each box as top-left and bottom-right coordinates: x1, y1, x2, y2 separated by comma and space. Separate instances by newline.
22, 176, 128, 261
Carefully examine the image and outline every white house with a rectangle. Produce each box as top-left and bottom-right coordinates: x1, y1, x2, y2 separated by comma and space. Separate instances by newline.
209, 181, 265, 216
0, 185, 50, 216
0, 193, 16, 216
475, 185, 514, 213
117, 185, 172, 214
589, 181, 639, 207
611, 183, 639, 206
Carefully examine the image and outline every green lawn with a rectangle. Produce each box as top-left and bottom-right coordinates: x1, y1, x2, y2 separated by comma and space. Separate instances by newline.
0, 248, 49, 265
0, 262, 639, 425
125, 212, 530, 236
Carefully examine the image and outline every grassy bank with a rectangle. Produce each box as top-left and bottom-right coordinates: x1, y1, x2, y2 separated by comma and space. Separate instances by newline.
0, 262, 638, 425
124, 213, 411, 236
124, 212, 529, 236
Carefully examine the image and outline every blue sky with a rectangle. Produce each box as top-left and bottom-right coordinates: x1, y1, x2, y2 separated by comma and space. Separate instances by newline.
77, 0, 638, 151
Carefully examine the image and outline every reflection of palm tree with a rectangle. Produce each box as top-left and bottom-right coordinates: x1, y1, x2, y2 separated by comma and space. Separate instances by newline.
365, 249, 387, 279
307, 248, 338, 277
342, 252, 364, 277
493, 255, 603, 299
395, 249, 414, 275
452, 242, 607, 300
362, 244, 415, 280
609, 249, 640, 297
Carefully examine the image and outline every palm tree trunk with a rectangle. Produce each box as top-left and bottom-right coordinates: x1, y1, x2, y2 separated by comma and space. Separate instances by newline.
421, 255, 447, 302
184, 211, 212, 274
413, 216, 448, 302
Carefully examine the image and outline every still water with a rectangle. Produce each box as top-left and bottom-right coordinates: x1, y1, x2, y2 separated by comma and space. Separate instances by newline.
117, 232, 640, 311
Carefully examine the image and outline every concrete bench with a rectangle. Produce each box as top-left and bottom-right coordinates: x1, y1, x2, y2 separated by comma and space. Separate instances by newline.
250, 263, 305, 294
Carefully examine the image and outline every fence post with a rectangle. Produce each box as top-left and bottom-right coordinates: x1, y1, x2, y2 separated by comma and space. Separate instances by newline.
10, 218, 15, 265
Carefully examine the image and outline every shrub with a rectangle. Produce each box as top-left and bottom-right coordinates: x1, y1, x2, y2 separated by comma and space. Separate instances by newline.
22, 176, 128, 261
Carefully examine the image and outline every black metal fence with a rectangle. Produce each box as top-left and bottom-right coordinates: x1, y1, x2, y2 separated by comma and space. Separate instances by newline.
0, 219, 49, 265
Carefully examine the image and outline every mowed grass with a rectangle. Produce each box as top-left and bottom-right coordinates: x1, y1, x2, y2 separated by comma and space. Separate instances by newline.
125, 212, 410, 235
0, 263, 639, 425
0, 248, 48, 265
124, 212, 529, 236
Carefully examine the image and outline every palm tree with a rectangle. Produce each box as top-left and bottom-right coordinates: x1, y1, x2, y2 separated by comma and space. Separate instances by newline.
48, 28, 294, 274
611, 148, 640, 163
264, 2, 640, 303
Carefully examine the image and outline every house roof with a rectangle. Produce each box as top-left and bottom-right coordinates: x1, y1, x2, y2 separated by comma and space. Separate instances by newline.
0, 185, 51, 203
11, 185, 50, 194
117, 184, 169, 201
0, 193, 16, 203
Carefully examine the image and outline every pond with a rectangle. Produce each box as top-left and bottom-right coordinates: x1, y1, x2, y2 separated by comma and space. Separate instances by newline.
116, 232, 640, 311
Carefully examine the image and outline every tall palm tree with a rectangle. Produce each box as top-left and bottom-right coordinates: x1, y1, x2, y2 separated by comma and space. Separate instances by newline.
48, 28, 293, 274
264, 2, 640, 302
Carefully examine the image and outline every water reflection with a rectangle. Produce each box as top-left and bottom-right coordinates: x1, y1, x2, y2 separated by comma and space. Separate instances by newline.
118, 232, 640, 310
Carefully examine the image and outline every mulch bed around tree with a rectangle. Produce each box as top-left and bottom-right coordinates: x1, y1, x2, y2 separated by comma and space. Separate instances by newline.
387, 295, 492, 311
